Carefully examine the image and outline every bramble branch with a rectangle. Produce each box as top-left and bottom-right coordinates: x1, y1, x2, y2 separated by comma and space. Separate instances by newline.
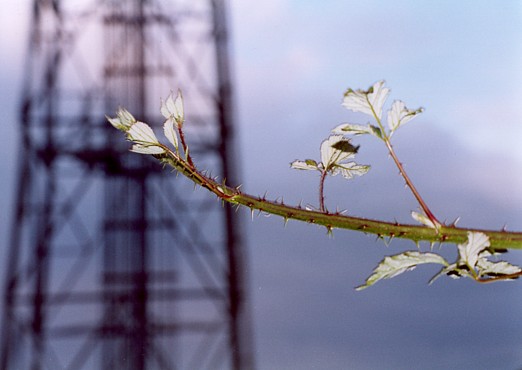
108, 83, 522, 289
156, 146, 522, 250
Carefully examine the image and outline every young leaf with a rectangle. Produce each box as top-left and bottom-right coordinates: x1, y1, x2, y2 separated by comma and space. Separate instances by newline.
411, 211, 440, 230
130, 143, 165, 155
320, 135, 356, 170
163, 118, 179, 150
387, 100, 423, 134
343, 80, 390, 120
290, 159, 319, 171
333, 163, 370, 179
476, 258, 522, 278
107, 108, 137, 131
332, 123, 373, 136
368, 124, 384, 139
332, 123, 383, 140
356, 251, 448, 290
160, 89, 184, 126
127, 121, 162, 145
430, 232, 522, 284
292, 135, 369, 181
458, 232, 490, 269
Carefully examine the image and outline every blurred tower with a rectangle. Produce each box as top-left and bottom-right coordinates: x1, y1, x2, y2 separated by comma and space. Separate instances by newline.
1, 0, 253, 369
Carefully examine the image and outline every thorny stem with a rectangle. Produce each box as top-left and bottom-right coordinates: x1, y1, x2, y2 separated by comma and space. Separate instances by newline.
384, 139, 440, 225
156, 146, 522, 251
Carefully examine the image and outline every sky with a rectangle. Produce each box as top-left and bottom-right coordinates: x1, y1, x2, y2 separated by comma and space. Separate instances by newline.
1, 1, 522, 369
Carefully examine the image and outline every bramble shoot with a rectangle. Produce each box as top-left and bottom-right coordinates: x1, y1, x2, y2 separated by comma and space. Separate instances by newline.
108, 81, 522, 289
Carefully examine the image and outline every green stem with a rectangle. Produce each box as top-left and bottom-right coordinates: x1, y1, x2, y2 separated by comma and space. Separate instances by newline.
157, 148, 522, 250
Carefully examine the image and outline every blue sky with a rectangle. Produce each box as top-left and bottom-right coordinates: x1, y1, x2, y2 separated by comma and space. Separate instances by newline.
1, 1, 522, 369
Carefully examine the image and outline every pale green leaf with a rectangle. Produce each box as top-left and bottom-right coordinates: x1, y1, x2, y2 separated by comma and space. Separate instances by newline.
332, 123, 383, 139
333, 163, 370, 179
127, 121, 161, 145
107, 108, 136, 131
458, 232, 490, 269
476, 258, 522, 278
130, 143, 165, 155
160, 89, 184, 126
343, 80, 390, 120
387, 100, 423, 133
320, 135, 355, 170
368, 125, 383, 139
163, 118, 179, 150
290, 159, 319, 171
430, 232, 520, 284
332, 123, 373, 136
411, 211, 440, 230
356, 251, 448, 290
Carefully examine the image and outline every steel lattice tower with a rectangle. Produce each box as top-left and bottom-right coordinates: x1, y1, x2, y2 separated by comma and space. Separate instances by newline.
1, 0, 253, 369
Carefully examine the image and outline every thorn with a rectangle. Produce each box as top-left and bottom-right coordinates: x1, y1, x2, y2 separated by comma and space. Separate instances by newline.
326, 225, 334, 237
501, 224, 508, 232
283, 217, 289, 227
450, 216, 461, 227
250, 208, 255, 221
386, 233, 395, 246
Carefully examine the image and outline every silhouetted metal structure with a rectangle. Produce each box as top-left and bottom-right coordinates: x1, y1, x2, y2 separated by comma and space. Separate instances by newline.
1, 0, 253, 369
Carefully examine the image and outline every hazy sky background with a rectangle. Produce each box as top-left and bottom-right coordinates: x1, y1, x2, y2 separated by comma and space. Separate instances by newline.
1, 1, 522, 369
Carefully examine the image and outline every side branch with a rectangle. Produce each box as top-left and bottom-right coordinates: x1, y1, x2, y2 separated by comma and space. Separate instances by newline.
385, 140, 440, 225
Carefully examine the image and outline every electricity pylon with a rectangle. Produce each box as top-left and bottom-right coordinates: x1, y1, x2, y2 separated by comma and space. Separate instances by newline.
1, 0, 253, 369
